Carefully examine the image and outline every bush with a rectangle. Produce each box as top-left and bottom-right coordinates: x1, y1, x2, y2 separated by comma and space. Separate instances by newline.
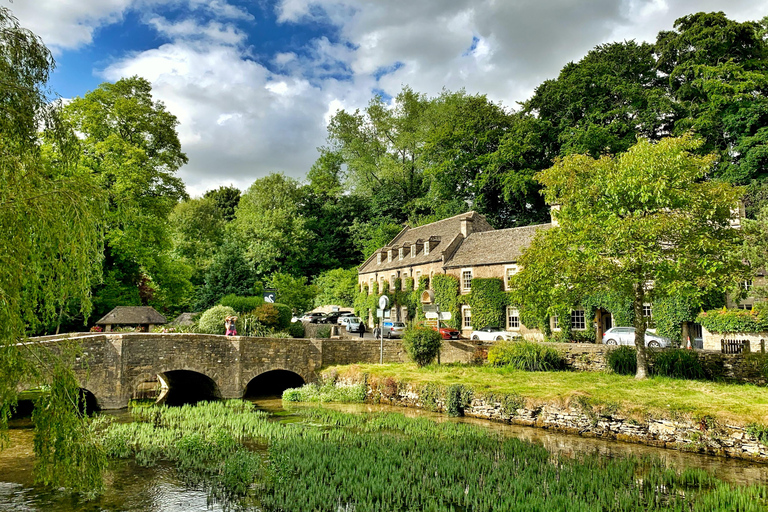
445, 384, 473, 417
272, 303, 292, 329
606, 346, 637, 375
402, 326, 443, 367
696, 303, 768, 334
315, 326, 331, 339
197, 305, 237, 334
487, 341, 565, 371
287, 321, 305, 338
219, 294, 264, 313
650, 349, 706, 380
252, 303, 280, 327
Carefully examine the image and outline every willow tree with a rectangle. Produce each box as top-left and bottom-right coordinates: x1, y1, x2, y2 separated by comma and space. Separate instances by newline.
0, 7, 105, 495
512, 135, 747, 378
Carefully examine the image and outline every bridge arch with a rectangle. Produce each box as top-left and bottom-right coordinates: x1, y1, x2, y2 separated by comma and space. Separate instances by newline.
152, 368, 224, 406
243, 368, 307, 398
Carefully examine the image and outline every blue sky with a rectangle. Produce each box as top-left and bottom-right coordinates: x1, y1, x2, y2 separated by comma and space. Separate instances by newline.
9, 0, 768, 196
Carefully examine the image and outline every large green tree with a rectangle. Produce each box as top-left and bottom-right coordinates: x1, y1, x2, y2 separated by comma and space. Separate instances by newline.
62, 76, 189, 317
169, 196, 226, 285
0, 6, 105, 494
512, 135, 747, 378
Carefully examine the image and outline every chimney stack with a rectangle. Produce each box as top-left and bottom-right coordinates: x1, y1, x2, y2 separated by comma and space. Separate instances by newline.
460, 216, 474, 237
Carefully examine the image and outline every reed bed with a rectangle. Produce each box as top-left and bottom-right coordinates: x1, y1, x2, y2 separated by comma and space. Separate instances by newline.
282, 381, 366, 403
96, 401, 768, 511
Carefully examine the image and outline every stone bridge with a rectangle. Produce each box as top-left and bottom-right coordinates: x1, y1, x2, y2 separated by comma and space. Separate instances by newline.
36, 333, 474, 409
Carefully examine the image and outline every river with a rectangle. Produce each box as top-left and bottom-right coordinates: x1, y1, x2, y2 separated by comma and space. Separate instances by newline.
2, 398, 768, 511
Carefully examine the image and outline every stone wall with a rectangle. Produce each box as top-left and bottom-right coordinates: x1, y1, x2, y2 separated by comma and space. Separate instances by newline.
367, 381, 768, 463
702, 328, 768, 352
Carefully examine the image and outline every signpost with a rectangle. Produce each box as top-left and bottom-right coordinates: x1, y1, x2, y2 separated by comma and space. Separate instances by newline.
378, 295, 389, 364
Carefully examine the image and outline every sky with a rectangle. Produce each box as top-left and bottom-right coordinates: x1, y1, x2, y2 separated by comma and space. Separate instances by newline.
8, 0, 768, 197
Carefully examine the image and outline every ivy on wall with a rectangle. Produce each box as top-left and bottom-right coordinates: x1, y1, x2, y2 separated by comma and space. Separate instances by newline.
466, 278, 506, 329
432, 274, 461, 329
698, 302, 768, 334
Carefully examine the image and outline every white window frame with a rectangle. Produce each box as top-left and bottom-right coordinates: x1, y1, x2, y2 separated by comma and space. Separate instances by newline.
552, 315, 560, 330
507, 306, 520, 330
415, 270, 421, 290
642, 304, 652, 319
387, 250, 392, 263
505, 265, 519, 291
462, 269, 473, 292
462, 306, 472, 329
743, 280, 753, 292
424, 242, 430, 256
571, 309, 586, 330
376, 253, 381, 264
399, 248, 404, 260
411, 244, 416, 257
391, 273, 396, 287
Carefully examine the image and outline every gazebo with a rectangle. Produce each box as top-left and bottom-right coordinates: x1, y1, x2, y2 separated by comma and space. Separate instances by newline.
96, 306, 167, 332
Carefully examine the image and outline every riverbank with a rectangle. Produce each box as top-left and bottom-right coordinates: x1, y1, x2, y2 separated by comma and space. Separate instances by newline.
322, 363, 768, 462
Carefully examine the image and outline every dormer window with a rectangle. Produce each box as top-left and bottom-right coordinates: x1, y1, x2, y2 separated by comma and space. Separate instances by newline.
411, 244, 416, 257
377, 253, 381, 264
424, 243, 430, 256
399, 248, 404, 260
387, 250, 392, 262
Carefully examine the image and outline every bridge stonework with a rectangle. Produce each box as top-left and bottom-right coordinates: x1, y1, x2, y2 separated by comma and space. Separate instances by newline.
60, 333, 473, 409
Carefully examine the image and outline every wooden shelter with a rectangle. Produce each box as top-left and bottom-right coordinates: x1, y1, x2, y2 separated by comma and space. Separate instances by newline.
96, 306, 167, 332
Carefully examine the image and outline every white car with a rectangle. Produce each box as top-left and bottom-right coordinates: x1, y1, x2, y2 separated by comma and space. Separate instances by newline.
602, 327, 671, 348
470, 326, 520, 341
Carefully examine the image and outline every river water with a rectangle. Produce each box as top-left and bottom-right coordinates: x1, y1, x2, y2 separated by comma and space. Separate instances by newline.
2, 399, 768, 511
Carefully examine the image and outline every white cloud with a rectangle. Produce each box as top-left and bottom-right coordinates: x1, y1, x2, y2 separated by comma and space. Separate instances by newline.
146, 16, 246, 45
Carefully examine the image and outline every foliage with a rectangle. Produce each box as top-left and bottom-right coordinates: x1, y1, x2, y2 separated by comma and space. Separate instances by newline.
287, 321, 305, 338
653, 292, 724, 344
312, 267, 358, 308
203, 185, 241, 222
697, 304, 768, 334
218, 294, 264, 314
194, 241, 258, 310
606, 346, 638, 376
465, 278, 506, 330
251, 303, 280, 328
514, 135, 748, 379
487, 341, 565, 371
272, 303, 293, 329
402, 326, 443, 367
0, 7, 107, 494
650, 349, 706, 380
228, 173, 310, 279
197, 305, 236, 335
432, 274, 461, 329
445, 384, 473, 417
268, 272, 317, 314
746, 423, 768, 447
314, 326, 332, 339
169, 197, 225, 285
282, 382, 366, 403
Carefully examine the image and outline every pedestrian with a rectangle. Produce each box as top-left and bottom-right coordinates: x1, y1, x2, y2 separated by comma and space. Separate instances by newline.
359, 322, 365, 339
225, 315, 238, 336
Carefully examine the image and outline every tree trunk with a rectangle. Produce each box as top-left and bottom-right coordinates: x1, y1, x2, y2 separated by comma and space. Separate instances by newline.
633, 282, 649, 379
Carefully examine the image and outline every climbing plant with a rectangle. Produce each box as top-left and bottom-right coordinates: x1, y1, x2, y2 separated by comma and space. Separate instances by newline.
432, 274, 461, 329
466, 278, 506, 329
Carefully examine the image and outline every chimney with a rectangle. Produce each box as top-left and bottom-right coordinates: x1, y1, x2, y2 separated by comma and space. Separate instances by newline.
460, 216, 474, 237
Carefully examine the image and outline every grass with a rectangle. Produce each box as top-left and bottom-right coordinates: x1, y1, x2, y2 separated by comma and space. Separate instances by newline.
329, 363, 768, 426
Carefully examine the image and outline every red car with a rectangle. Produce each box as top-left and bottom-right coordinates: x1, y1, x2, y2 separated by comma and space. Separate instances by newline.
435, 326, 460, 340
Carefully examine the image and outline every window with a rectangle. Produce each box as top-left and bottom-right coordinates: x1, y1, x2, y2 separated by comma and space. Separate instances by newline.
462, 269, 472, 291
391, 274, 396, 287
411, 244, 416, 257
507, 307, 520, 330
376, 253, 381, 264
743, 280, 753, 292
399, 248, 404, 260
552, 315, 559, 329
505, 265, 518, 290
387, 250, 392, 263
415, 270, 421, 289
424, 243, 430, 255
571, 309, 586, 330
369, 277, 374, 294
642, 304, 652, 319
462, 306, 472, 329
737, 304, 753, 311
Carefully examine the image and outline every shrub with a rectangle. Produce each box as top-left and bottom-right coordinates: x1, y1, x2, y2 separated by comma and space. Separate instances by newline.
252, 303, 280, 327
606, 346, 637, 375
445, 384, 473, 417
315, 326, 331, 339
650, 349, 706, 380
696, 303, 768, 334
219, 294, 264, 313
402, 326, 443, 367
272, 303, 292, 329
197, 305, 237, 334
487, 341, 565, 371
287, 321, 305, 338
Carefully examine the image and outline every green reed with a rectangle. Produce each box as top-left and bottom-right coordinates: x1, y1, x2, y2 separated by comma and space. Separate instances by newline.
96, 401, 768, 511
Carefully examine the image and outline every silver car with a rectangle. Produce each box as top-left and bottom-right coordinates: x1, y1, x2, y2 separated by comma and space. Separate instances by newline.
381, 321, 405, 338
602, 327, 670, 348
345, 317, 366, 333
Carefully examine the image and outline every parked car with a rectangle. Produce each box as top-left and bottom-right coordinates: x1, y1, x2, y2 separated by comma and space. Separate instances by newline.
338, 315, 357, 328
470, 326, 520, 341
300, 312, 325, 323
381, 321, 406, 338
602, 327, 671, 348
321, 312, 344, 324
336, 312, 356, 325
345, 317, 366, 333
434, 325, 460, 340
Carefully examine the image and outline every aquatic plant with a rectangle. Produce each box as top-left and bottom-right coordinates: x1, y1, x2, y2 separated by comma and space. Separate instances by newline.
487, 340, 565, 371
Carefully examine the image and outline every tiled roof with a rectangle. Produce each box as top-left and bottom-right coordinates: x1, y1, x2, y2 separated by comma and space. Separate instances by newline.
358, 212, 493, 274
96, 306, 167, 325
444, 223, 552, 268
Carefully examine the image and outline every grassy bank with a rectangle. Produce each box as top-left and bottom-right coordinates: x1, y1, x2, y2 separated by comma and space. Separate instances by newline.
326, 363, 768, 425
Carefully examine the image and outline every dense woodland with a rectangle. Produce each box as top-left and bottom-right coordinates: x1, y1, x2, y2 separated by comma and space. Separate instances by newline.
7, 10, 768, 332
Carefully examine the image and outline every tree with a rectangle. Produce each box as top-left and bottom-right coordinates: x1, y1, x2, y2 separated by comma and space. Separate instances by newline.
195, 241, 259, 310
268, 273, 318, 314
0, 6, 105, 493
229, 173, 311, 279
512, 135, 747, 378
169, 196, 226, 284
204, 185, 241, 222
61, 76, 190, 317
313, 268, 359, 308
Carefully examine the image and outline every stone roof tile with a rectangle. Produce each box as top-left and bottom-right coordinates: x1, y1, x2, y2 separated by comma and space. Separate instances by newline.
444, 223, 552, 268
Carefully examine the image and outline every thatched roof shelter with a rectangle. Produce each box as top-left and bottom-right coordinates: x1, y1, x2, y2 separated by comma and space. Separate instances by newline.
170, 312, 196, 326
96, 306, 167, 332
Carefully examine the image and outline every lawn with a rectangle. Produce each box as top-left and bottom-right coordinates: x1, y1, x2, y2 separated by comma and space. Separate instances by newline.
327, 363, 768, 426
